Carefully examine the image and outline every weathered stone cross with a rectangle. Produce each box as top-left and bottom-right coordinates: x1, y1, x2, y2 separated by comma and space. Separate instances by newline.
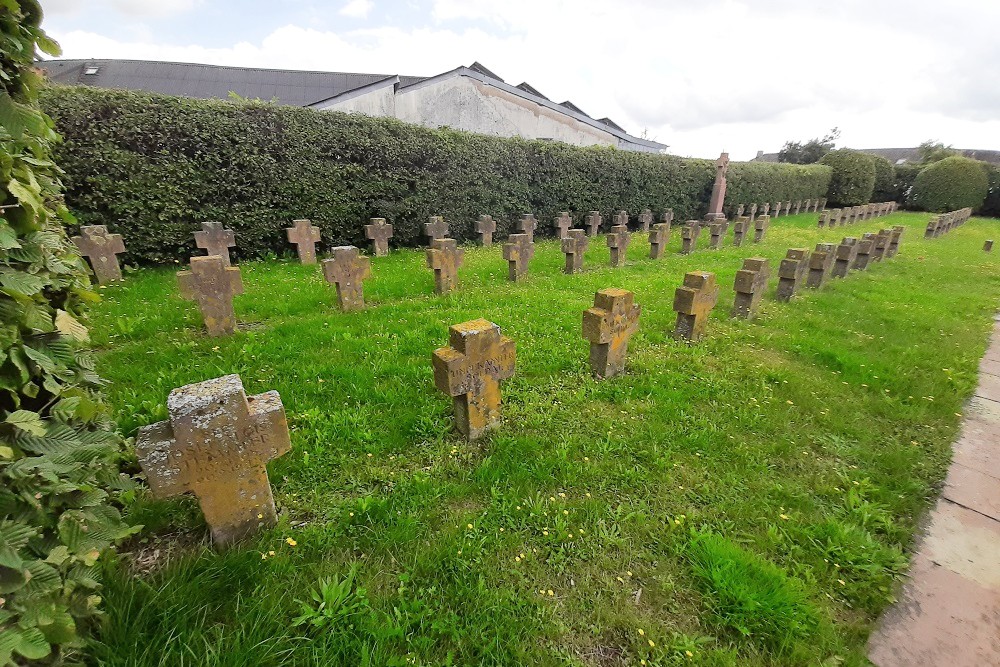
517, 214, 538, 242
649, 222, 670, 259
582, 288, 641, 378
321, 246, 372, 311
432, 318, 516, 439
607, 223, 630, 267
673, 271, 719, 342
708, 220, 728, 249
638, 209, 653, 232
194, 221, 236, 267
887, 226, 904, 258
753, 215, 770, 243
285, 219, 322, 264
364, 218, 394, 256
661, 209, 674, 226
772, 201, 782, 218
562, 229, 589, 274
72, 225, 126, 284
177, 255, 243, 336
832, 238, 858, 278
426, 238, 464, 294
680, 222, 701, 254
732, 257, 770, 320
476, 215, 496, 246
761, 203, 770, 216
554, 212, 573, 239
613, 210, 629, 229
425, 216, 449, 242
135, 373, 290, 547
503, 233, 534, 281
854, 235, 876, 270
732, 217, 750, 246
748, 203, 758, 221
585, 211, 603, 237
776, 248, 809, 301
806, 243, 836, 288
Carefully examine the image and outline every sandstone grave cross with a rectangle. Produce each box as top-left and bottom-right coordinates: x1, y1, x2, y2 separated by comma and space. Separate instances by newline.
503, 233, 535, 281
732, 217, 750, 246
806, 243, 836, 288
585, 211, 603, 237
135, 373, 290, 547
285, 219, 322, 264
680, 221, 701, 254
365, 218, 394, 256
832, 238, 858, 279
321, 246, 372, 312
72, 225, 126, 284
517, 214, 538, 242
177, 255, 243, 336
732, 257, 770, 320
649, 222, 670, 259
854, 234, 876, 270
426, 238, 464, 294
607, 223, 630, 267
776, 248, 810, 301
194, 221, 236, 267
887, 226, 904, 258
638, 209, 654, 232
562, 229, 589, 274
554, 212, 573, 239
425, 216, 449, 242
673, 271, 719, 342
753, 214, 770, 243
709, 220, 728, 249
582, 288, 641, 378
432, 318, 516, 440
476, 215, 497, 246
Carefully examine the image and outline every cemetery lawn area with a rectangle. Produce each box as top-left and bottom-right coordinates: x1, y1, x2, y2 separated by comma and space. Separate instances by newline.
87, 212, 999, 666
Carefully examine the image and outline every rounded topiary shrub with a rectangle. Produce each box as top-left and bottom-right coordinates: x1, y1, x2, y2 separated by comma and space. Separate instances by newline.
871, 155, 895, 202
820, 149, 876, 207
910, 156, 989, 213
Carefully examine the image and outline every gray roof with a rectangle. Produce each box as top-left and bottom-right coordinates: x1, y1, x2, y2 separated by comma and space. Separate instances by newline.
40, 59, 427, 107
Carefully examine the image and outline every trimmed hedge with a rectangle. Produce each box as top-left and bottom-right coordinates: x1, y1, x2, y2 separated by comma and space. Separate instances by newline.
871, 155, 895, 202
889, 163, 923, 207
978, 162, 1000, 218
42, 86, 832, 265
910, 156, 988, 213
820, 149, 876, 207
724, 161, 830, 208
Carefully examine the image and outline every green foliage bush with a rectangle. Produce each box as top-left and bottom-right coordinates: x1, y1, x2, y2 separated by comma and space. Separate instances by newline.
40, 86, 833, 265
870, 156, 896, 202
724, 161, 831, 207
819, 149, 876, 207
889, 163, 923, 207
981, 163, 1000, 218
909, 156, 989, 213
0, 4, 134, 665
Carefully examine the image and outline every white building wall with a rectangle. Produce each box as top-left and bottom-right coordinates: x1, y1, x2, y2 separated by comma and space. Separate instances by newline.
321, 84, 396, 117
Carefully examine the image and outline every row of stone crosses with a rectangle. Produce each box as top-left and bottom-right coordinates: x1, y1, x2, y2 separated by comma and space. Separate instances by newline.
130, 217, 908, 549
923, 207, 972, 239
818, 202, 898, 227
727, 198, 826, 220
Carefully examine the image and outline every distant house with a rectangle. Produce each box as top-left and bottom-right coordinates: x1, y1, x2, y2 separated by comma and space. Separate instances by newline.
752, 147, 1000, 165
41, 59, 665, 153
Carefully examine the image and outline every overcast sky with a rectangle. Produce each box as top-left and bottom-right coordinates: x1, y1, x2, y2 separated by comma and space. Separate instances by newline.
42, 0, 999, 160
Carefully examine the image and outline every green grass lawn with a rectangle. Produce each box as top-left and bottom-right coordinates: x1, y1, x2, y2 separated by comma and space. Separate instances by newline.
87, 211, 999, 666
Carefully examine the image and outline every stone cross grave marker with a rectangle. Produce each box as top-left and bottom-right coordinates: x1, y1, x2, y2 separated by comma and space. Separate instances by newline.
709, 220, 728, 249
365, 218, 394, 256
432, 319, 515, 440
673, 271, 719, 342
761, 202, 770, 216
285, 219, 322, 264
662, 209, 674, 226
582, 288, 641, 379
736, 204, 745, 217
820, 198, 827, 209
554, 212, 573, 239
732, 257, 770, 320
649, 222, 670, 259
321, 246, 372, 312
476, 215, 496, 246
985, 240, 994, 253
135, 374, 290, 547
924, 217, 939, 239
784, 201, 792, 216
887, 226, 904, 258
793, 200, 801, 215
72, 225, 126, 284
194, 221, 236, 267
613, 210, 629, 229
854, 234, 876, 270
178, 255, 243, 336
426, 238, 463, 294
680, 221, 701, 254
818, 211, 829, 228
425, 216, 449, 242
732, 217, 750, 246
638, 209, 654, 232
585, 211, 603, 237
832, 238, 858, 278
772, 201, 782, 218
517, 214, 538, 242
872, 229, 891, 261
806, 243, 836, 288
748, 203, 758, 221
503, 233, 534, 282
607, 223, 630, 267
776, 248, 810, 301
562, 229, 589, 274
753, 215, 770, 243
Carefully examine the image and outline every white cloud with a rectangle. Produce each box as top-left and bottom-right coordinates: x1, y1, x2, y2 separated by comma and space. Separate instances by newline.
46, 0, 1000, 159
339, 0, 374, 19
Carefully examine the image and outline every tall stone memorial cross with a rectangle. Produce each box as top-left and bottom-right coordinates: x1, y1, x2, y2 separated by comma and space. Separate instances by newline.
432, 318, 516, 440
753, 215, 770, 243
476, 215, 496, 246
554, 212, 573, 239
425, 216, 449, 242
585, 211, 603, 237
776, 248, 810, 301
502, 233, 535, 282
607, 223, 630, 267
517, 214, 538, 242
706, 152, 729, 221
832, 238, 858, 278
806, 243, 836, 289
732, 258, 770, 320
194, 221, 236, 267
638, 209, 654, 232
709, 220, 728, 249
680, 221, 701, 254
562, 229, 589, 274
582, 288, 641, 379
321, 246, 372, 312
649, 223, 671, 259
673, 271, 719, 342
285, 219, 322, 264
426, 238, 464, 295
72, 225, 126, 284
135, 374, 290, 548
887, 226, 904, 258
177, 256, 243, 336
732, 217, 750, 246
365, 218, 394, 256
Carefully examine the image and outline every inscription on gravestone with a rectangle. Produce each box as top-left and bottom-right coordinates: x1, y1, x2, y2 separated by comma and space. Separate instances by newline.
177, 256, 243, 336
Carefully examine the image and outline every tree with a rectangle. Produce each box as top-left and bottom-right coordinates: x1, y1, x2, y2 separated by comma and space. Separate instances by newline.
778, 128, 840, 165
916, 140, 958, 164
